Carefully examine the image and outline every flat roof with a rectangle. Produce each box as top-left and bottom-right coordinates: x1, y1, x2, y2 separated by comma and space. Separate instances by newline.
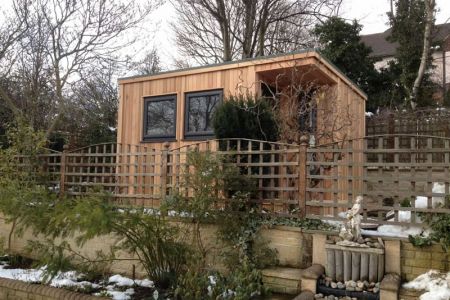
118, 49, 367, 99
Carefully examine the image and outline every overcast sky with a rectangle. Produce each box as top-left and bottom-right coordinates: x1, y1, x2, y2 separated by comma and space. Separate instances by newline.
147, 0, 450, 69
341, 0, 450, 34
1, 0, 449, 70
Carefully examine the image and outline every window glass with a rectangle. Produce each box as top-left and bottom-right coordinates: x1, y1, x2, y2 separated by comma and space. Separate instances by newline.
185, 90, 222, 137
143, 96, 176, 139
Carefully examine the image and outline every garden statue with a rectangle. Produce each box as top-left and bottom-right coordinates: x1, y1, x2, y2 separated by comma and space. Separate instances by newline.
337, 196, 365, 247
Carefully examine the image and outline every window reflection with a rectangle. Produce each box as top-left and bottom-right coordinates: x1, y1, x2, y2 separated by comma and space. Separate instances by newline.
144, 96, 176, 139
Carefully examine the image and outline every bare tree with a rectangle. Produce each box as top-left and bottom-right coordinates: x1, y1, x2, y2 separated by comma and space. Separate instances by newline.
128, 48, 163, 76
252, 65, 353, 146
172, 0, 342, 64
0, 0, 30, 121
411, 0, 436, 107
0, 0, 159, 136
62, 62, 119, 147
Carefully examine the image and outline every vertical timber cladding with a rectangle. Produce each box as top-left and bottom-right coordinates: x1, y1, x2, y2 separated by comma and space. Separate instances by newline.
117, 51, 367, 206
117, 51, 367, 149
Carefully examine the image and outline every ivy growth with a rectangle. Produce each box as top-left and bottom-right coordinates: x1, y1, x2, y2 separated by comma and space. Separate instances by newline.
166, 150, 276, 299
409, 196, 450, 251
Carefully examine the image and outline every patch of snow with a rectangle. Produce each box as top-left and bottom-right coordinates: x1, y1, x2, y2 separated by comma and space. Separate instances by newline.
0, 265, 102, 290
108, 274, 135, 286
322, 218, 342, 229
108, 274, 154, 288
103, 288, 135, 300
208, 275, 216, 285
415, 182, 445, 209
0, 263, 155, 299
0, 266, 43, 282
365, 112, 374, 117
362, 225, 429, 238
403, 270, 450, 300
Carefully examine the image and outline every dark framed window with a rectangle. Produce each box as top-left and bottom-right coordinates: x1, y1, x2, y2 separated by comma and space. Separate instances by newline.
143, 94, 177, 141
184, 89, 223, 139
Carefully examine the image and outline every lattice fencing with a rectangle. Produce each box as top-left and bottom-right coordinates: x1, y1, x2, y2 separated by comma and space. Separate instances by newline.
38, 139, 304, 215
13, 135, 450, 224
305, 135, 450, 225
366, 108, 450, 137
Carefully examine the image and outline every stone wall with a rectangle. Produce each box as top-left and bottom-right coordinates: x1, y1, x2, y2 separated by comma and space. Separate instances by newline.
400, 241, 449, 281
0, 217, 313, 278
0, 277, 106, 300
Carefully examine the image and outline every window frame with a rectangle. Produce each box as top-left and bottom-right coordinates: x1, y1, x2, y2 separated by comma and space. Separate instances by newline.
183, 89, 223, 140
142, 94, 177, 142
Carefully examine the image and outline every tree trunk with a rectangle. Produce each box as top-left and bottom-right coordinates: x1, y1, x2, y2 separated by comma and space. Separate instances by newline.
216, 0, 232, 61
410, 0, 435, 107
242, 0, 257, 58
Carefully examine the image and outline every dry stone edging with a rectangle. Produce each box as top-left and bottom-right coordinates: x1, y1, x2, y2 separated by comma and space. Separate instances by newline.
0, 277, 109, 300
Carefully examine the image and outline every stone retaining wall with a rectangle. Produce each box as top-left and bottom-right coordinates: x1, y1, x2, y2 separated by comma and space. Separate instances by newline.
0, 277, 107, 300
0, 217, 313, 278
401, 241, 449, 281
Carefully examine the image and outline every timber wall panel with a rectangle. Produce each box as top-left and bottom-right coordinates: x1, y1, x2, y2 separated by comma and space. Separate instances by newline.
118, 53, 367, 149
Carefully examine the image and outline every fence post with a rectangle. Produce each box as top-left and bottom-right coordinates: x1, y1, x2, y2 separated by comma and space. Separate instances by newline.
298, 135, 309, 217
59, 144, 69, 197
160, 142, 170, 203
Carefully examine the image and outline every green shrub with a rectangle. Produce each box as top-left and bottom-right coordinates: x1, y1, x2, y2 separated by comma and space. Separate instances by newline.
164, 150, 255, 259
27, 197, 189, 288
175, 259, 268, 300
213, 95, 278, 142
409, 196, 450, 251
0, 120, 53, 252
166, 151, 276, 298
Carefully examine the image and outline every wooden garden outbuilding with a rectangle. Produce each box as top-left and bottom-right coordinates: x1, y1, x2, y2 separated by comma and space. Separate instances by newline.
117, 50, 367, 148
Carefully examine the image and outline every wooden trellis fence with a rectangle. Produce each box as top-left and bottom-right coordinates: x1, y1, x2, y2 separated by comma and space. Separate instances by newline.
366, 108, 450, 137
305, 135, 450, 226
23, 135, 450, 224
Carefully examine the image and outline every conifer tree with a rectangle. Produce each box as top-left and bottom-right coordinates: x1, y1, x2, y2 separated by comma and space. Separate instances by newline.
313, 17, 388, 111
387, 0, 436, 107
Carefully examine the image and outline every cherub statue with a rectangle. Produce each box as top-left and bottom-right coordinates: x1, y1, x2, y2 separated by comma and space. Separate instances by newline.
338, 196, 364, 246
349, 196, 363, 240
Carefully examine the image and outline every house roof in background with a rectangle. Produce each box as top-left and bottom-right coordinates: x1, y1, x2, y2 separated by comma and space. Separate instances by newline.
361, 23, 450, 58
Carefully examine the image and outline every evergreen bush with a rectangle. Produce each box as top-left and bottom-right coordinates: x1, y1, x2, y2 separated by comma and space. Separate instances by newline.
213, 95, 278, 142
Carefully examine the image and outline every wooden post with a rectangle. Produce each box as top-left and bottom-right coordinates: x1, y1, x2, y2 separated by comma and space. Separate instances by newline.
59, 144, 69, 197
298, 135, 309, 217
326, 248, 336, 280
369, 253, 378, 282
343, 250, 352, 281
360, 253, 369, 281
335, 250, 343, 282
351, 252, 361, 281
160, 142, 170, 202
377, 253, 385, 281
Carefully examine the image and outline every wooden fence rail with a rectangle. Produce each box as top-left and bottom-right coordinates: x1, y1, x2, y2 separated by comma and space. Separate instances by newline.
17, 136, 450, 225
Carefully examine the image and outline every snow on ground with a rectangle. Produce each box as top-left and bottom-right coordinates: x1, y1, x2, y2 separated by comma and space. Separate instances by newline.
0, 261, 155, 300
323, 183, 446, 238
108, 274, 154, 288
362, 225, 428, 238
403, 270, 450, 300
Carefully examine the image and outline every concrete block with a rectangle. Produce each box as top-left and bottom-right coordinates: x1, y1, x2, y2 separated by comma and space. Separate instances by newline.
380, 273, 401, 300
301, 278, 317, 294
380, 289, 398, 300
262, 267, 303, 295
312, 233, 327, 265
403, 250, 415, 259
415, 251, 431, 260
385, 240, 401, 274
302, 264, 325, 279
293, 291, 314, 300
